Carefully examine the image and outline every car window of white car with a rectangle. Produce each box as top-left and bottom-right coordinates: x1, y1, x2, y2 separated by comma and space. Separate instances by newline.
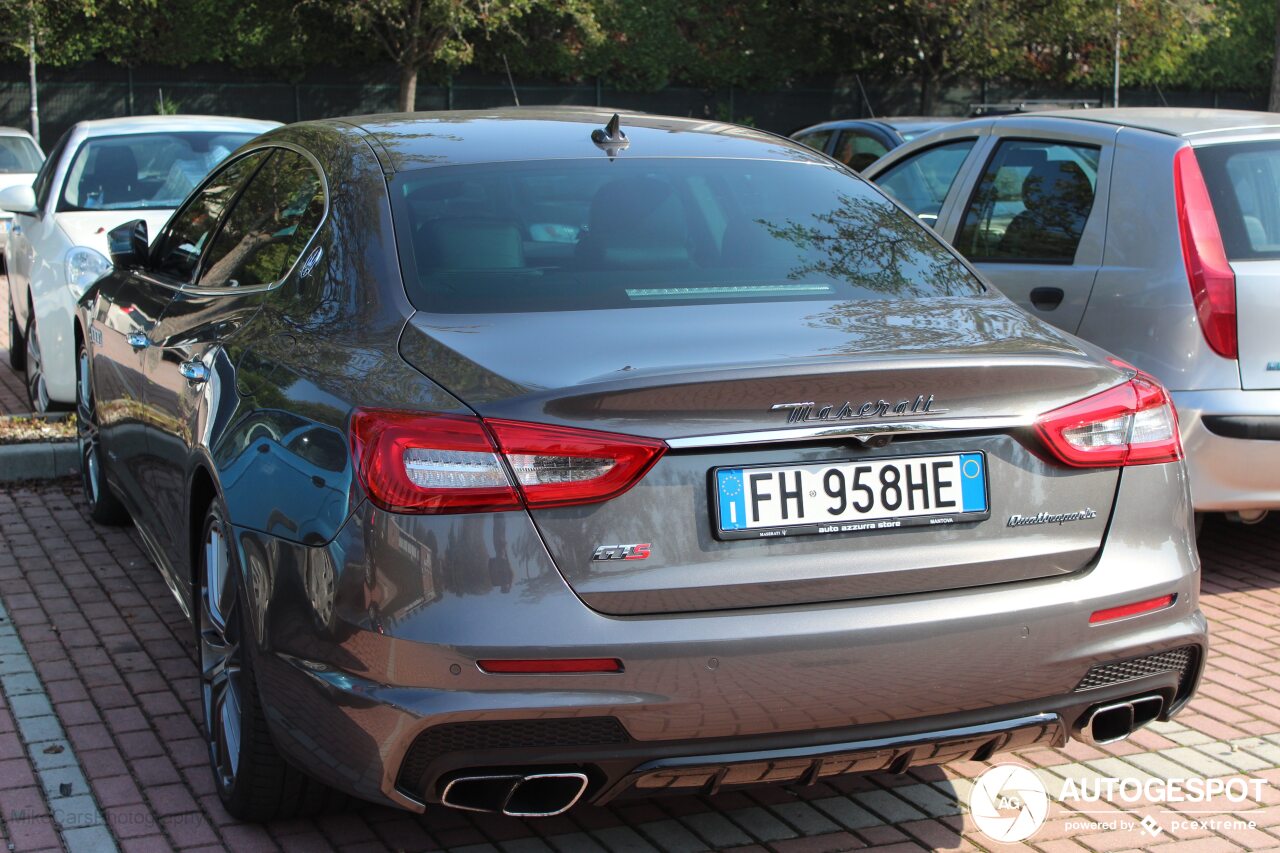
194, 150, 324, 290
875, 139, 977, 225
151, 150, 272, 284
954, 139, 1100, 263
31, 131, 70, 215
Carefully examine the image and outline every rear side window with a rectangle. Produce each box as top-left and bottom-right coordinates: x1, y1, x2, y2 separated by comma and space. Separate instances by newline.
794, 130, 833, 154
876, 139, 976, 223
833, 131, 890, 172
152, 151, 270, 283
956, 139, 1100, 263
391, 158, 984, 314
1196, 141, 1280, 260
197, 150, 324, 289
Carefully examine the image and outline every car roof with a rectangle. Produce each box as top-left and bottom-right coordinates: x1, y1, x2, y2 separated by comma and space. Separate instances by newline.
793, 116, 961, 135
1006, 107, 1280, 138
0, 126, 35, 139
70, 115, 282, 137
332, 108, 828, 173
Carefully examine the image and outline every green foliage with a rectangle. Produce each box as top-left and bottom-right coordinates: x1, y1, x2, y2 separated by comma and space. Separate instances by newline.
0, 0, 1272, 105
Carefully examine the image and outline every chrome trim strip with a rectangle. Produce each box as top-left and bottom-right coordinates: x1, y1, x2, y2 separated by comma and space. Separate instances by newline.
664, 415, 1032, 449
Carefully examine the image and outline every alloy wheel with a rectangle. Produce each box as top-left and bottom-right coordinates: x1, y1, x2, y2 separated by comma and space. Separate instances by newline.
24, 311, 48, 412
200, 519, 244, 792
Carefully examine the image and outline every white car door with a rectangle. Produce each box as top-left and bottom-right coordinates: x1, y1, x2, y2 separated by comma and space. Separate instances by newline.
8, 132, 69, 328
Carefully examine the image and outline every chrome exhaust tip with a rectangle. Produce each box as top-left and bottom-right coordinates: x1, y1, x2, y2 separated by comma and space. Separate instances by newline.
1082, 694, 1164, 744
439, 771, 589, 817
503, 772, 590, 817
440, 774, 524, 813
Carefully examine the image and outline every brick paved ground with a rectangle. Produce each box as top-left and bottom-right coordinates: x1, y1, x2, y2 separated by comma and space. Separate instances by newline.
0, 274, 33, 416
0, 483, 1279, 852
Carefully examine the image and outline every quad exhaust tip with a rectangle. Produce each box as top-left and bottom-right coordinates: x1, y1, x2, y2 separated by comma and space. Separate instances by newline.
1083, 694, 1164, 744
440, 772, 589, 817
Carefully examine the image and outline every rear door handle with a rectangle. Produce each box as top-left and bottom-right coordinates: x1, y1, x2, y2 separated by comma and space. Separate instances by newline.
180, 361, 209, 384
1029, 287, 1065, 311
126, 332, 150, 350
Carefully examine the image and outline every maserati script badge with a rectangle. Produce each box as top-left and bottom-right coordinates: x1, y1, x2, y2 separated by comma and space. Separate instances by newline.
771, 394, 946, 424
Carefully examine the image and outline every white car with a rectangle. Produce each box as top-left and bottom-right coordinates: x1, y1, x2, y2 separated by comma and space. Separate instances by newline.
3, 115, 279, 410
0, 127, 44, 262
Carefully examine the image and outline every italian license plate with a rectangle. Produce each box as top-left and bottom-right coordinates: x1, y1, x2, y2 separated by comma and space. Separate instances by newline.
714, 452, 989, 540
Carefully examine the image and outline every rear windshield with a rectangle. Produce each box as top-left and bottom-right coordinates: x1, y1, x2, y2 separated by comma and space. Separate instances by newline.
1197, 141, 1280, 260
0, 136, 41, 173
391, 158, 984, 313
59, 131, 257, 212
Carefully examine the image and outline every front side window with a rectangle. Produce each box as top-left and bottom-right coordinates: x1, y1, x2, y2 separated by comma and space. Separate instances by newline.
197, 150, 324, 289
32, 131, 70, 212
955, 139, 1100, 263
152, 151, 270, 283
833, 131, 889, 172
392, 157, 985, 314
59, 131, 258, 212
875, 139, 977, 223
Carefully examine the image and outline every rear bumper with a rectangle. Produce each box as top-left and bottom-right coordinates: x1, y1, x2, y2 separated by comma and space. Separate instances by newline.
242, 461, 1204, 812
1173, 388, 1280, 510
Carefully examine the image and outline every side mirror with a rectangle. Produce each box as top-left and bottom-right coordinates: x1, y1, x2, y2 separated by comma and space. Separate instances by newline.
107, 219, 149, 270
0, 184, 36, 215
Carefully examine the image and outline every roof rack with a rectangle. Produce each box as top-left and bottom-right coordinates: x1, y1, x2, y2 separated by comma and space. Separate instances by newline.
968, 99, 1101, 117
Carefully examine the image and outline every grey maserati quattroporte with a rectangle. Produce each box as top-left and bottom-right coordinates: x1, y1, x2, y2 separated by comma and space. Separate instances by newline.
72, 108, 1207, 821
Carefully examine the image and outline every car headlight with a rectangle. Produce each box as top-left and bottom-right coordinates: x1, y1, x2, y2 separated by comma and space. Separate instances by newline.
66, 246, 112, 293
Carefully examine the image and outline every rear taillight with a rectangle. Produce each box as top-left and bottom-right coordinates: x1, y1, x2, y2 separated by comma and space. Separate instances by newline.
349, 409, 666, 513
1035, 372, 1182, 468
1173, 146, 1236, 360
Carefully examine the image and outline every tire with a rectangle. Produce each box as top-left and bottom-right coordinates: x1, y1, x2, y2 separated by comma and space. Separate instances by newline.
6, 289, 23, 371
198, 503, 346, 820
76, 343, 128, 525
23, 303, 49, 413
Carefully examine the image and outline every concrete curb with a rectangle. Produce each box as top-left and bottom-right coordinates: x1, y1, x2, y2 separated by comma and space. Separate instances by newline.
0, 441, 78, 482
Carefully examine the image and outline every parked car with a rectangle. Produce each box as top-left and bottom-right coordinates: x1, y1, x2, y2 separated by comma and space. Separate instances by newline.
792, 117, 962, 171
0, 127, 44, 263
862, 107, 1280, 522
76, 108, 1205, 821
3, 114, 279, 411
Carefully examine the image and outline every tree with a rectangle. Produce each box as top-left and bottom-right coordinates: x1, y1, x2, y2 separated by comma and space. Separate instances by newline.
1013, 0, 1221, 92
821, 0, 1021, 115
1271, 0, 1280, 109
307, 0, 556, 111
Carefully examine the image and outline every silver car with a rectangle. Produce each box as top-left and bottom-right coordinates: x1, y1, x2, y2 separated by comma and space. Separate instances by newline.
863, 108, 1280, 521
72, 108, 1205, 821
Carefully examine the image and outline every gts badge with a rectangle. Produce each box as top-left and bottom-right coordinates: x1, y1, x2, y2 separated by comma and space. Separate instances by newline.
592, 543, 651, 562
89, 325, 103, 347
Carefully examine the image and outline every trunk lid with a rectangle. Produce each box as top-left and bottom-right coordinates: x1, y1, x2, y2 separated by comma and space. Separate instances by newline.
402, 295, 1128, 614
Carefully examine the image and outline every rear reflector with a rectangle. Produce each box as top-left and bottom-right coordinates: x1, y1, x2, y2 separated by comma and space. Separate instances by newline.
478, 658, 624, 674
349, 409, 666, 513
1090, 594, 1175, 624
1035, 371, 1182, 468
1174, 146, 1237, 360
